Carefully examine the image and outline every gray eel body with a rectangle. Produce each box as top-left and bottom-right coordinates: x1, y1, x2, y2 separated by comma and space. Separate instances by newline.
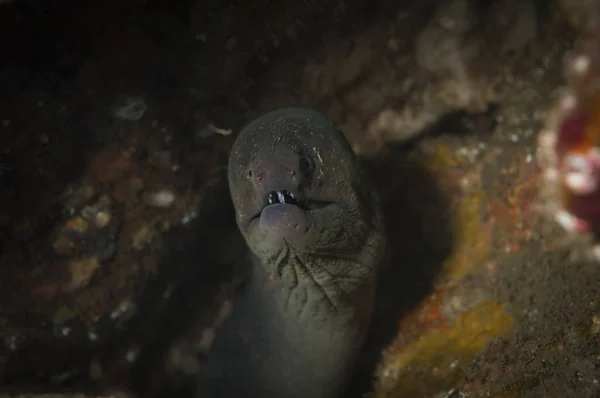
198, 108, 387, 398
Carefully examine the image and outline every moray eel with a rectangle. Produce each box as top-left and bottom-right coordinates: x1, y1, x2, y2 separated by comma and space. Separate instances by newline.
198, 108, 387, 398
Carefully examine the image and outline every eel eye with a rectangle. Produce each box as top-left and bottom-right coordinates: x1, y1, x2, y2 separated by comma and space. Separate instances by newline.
247, 169, 253, 179
300, 154, 314, 174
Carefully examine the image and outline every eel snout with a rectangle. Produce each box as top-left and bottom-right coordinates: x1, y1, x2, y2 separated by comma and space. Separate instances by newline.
247, 150, 333, 247
248, 151, 309, 244
250, 149, 304, 195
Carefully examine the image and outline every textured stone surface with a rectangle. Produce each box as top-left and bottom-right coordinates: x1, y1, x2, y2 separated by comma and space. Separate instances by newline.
1, 1, 599, 397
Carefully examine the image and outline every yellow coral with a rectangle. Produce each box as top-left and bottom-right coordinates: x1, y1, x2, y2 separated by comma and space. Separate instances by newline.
421, 143, 492, 281
424, 143, 464, 173
444, 191, 491, 280
375, 301, 514, 397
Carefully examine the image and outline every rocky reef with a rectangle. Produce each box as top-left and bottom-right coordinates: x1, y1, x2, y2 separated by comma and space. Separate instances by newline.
1, 0, 600, 397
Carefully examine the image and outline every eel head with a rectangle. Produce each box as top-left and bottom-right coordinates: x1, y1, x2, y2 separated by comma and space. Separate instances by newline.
228, 108, 384, 276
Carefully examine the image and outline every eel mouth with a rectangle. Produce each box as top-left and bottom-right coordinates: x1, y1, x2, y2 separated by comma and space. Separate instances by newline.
264, 189, 332, 211
248, 190, 334, 223
267, 190, 302, 207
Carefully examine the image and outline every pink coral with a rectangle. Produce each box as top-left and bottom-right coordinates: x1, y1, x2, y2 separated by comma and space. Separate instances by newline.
538, 46, 600, 257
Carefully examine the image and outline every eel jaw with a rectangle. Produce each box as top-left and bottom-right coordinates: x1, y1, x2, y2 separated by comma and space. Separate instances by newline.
246, 190, 336, 227
263, 190, 335, 213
